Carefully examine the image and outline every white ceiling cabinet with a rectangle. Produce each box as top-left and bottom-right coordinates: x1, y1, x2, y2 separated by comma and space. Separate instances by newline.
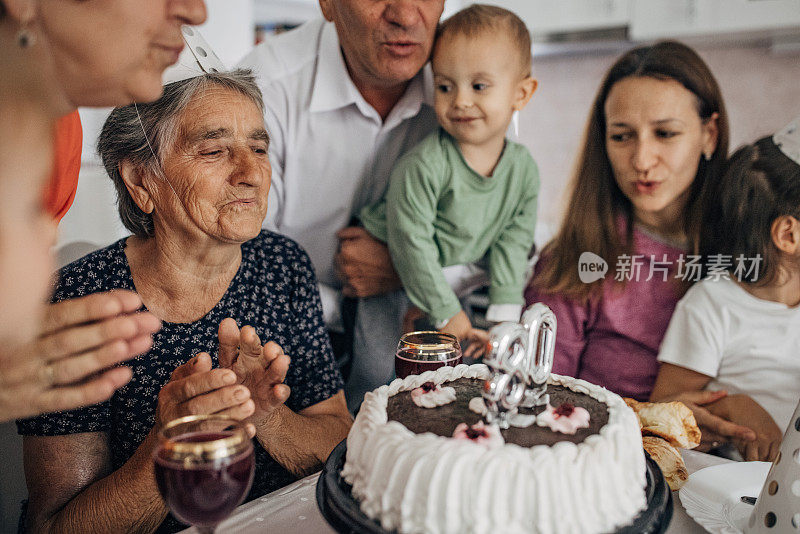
629, 0, 800, 40
472, 0, 631, 34
250, 0, 799, 41
254, 0, 320, 26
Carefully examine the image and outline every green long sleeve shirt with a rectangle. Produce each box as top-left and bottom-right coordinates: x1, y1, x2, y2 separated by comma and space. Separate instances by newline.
360, 128, 540, 324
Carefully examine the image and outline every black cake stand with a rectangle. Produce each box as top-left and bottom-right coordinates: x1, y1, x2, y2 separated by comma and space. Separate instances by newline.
317, 440, 673, 534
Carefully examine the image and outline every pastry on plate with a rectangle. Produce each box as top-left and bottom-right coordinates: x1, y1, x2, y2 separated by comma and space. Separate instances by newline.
625, 398, 701, 449
642, 436, 689, 490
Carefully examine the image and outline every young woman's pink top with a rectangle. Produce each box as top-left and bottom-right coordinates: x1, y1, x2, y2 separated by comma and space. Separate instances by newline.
525, 227, 686, 401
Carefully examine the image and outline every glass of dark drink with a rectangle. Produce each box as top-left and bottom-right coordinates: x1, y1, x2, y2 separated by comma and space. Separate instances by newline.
395, 331, 463, 379
153, 414, 255, 533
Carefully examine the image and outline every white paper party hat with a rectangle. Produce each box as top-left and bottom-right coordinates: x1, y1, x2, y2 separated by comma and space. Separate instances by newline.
162, 25, 227, 85
745, 398, 800, 532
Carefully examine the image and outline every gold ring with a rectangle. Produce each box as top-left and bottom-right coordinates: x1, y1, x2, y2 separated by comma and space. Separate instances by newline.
40, 363, 55, 386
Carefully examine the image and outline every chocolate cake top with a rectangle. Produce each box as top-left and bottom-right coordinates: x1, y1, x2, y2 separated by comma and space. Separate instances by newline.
387, 378, 610, 447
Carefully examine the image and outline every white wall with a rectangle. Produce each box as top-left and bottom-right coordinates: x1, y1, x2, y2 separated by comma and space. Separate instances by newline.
198, 0, 255, 67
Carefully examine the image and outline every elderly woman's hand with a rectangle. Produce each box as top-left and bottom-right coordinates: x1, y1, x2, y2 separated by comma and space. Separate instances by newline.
217, 318, 291, 428
155, 352, 256, 435
0, 290, 161, 422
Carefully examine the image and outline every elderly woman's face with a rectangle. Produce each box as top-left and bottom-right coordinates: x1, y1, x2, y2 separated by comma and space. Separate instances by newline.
153, 87, 271, 244
605, 76, 718, 229
38, 0, 206, 106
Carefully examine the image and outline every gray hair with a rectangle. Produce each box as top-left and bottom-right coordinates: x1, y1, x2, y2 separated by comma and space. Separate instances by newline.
98, 68, 265, 238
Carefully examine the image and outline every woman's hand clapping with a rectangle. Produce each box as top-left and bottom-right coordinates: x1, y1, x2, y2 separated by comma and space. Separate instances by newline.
155, 352, 256, 436
217, 318, 291, 429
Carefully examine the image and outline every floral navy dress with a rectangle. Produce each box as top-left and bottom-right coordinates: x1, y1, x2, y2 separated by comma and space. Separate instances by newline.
18, 231, 344, 532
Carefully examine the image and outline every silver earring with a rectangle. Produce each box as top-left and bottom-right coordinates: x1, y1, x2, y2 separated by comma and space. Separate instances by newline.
16, 27, 36, 48
703, 152, 712, 162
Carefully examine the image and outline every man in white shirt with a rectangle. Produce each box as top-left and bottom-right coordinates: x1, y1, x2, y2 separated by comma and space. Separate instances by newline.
239, 0, 444, 410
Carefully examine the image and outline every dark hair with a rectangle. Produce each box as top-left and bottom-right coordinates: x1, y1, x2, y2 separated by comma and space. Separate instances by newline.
701, 136, 800, 285
435, 4, 532, 76
534, 40, 729, 301
98, 69, 264, 237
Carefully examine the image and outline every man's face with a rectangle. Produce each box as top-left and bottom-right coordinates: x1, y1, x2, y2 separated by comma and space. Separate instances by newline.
319, 0, 444, 89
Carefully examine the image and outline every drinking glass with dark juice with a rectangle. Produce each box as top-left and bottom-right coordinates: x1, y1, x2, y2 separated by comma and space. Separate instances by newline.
153, 414, 254, 533
395, 331, 462, 379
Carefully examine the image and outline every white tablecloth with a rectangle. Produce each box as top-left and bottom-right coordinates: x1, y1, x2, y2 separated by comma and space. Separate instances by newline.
181, 448, 732, 534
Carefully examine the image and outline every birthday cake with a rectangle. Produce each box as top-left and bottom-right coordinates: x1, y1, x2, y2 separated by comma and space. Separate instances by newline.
341, 364, 647, 534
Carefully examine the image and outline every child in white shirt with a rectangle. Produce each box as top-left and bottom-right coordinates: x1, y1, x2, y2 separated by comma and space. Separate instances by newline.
652, 124, 800, 461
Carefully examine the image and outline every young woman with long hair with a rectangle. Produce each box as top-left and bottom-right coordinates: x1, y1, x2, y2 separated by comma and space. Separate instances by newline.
526, 41, 728, 402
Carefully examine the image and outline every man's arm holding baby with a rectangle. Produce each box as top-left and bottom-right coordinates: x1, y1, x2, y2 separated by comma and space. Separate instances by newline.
336, 227, 401, 298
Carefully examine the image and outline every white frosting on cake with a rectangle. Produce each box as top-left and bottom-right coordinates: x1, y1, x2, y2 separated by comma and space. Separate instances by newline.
468, 396, 487, 415
341, 364, 647, 534
411, 385, 456, 408
536, 403, 591, 434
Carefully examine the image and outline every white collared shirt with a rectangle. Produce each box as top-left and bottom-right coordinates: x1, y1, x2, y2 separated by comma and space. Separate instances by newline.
239, 19, 437, 328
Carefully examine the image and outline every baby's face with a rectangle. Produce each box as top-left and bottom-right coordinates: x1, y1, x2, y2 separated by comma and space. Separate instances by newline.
432, 32, 529, 148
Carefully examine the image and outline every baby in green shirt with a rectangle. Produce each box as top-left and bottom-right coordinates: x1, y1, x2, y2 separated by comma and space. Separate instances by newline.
360, 4, 540, 351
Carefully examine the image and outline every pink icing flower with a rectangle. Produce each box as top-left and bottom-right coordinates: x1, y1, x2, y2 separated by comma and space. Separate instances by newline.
555, 402, 576, 417
536, 402, 590, 434
411, 382, 439, 400
452, 421, 504, 449
421, 382, 437, 393
411, 382, 456, 408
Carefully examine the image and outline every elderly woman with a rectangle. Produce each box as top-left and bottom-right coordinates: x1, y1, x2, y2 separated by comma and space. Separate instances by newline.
18, 70, 351, 533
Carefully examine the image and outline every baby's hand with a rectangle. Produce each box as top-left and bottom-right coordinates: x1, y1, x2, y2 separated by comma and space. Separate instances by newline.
462, 328, 490, 359
439, 311, 489, 359
439, 310, 473, 341
705, 394, 782, 461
